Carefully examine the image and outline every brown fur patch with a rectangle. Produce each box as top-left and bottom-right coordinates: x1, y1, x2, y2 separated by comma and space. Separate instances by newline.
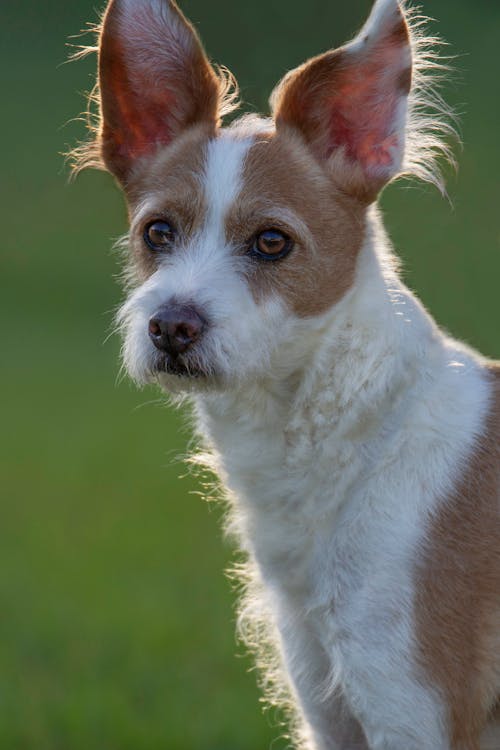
416, 364, 500, 750
226, 128, 366, 317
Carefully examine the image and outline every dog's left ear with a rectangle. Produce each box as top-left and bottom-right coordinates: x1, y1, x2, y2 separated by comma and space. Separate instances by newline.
97, 0, 228, 183
271, 0, 412, 202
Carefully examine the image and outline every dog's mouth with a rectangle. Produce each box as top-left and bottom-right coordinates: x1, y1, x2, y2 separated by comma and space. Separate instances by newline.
152, 352, 208, 380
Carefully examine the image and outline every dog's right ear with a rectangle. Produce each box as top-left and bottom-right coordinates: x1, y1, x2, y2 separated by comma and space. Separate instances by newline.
95, 0, 227, 183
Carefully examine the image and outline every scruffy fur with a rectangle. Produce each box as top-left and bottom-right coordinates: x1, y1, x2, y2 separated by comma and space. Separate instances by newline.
72, 1, 500, 748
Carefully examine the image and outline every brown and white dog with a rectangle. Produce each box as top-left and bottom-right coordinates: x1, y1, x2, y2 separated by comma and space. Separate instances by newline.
73, 0, 500, 747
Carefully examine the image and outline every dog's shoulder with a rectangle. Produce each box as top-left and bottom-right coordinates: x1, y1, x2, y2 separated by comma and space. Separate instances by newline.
415, 359, 500, 746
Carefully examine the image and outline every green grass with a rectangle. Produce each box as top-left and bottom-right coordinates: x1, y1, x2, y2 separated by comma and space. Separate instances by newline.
1, 0, 499, 747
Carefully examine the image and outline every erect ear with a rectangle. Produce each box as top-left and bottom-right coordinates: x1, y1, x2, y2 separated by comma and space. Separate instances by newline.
271, 0, 412, 202
97, 0, 228, 183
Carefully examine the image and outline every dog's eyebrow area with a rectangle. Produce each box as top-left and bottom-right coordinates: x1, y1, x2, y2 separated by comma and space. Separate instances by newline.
128, 126, 253, 240
222, 129, 366, 315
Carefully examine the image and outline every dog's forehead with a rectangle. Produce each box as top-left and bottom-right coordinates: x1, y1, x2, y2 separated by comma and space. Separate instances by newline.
128, 125, 212, 211
127, 122, 332, 226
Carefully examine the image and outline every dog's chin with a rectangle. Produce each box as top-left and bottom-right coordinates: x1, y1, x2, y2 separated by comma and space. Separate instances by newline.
149, 353, 222, 393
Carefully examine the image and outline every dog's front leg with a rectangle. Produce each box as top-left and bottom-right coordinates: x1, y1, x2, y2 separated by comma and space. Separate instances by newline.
277, 612, 369, 750
296, 687, 369, 750
330, 623, 451, 750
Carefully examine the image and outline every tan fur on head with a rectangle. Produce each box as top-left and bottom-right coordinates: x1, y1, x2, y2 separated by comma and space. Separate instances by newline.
230, 129, 365, 315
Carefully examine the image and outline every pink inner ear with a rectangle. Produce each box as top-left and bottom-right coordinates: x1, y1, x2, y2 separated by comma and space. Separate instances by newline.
102, 29, 179, 164
325, 41, 409, 174
112, 83, 177, 163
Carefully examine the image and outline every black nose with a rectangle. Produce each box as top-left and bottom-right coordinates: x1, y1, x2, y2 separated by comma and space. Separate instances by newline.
148, 304, 206, 357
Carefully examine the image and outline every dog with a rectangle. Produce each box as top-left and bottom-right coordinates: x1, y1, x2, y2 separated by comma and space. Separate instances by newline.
72, 0, 500, 747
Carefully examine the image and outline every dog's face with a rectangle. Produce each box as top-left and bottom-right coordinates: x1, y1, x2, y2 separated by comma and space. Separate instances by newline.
119, 124, 368, 390
93, 0, 414, 391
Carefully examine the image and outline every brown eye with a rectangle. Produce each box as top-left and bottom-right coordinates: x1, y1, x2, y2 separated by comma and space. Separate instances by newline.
144, 220, 176, 251
251, 229, 293, 261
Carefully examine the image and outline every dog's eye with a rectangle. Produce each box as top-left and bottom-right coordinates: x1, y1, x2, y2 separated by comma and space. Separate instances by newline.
251, 230, 293, 261
144, 220, 176, 251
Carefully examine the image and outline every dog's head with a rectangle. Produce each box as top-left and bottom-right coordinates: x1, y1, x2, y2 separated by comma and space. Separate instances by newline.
77, 0, 450, 391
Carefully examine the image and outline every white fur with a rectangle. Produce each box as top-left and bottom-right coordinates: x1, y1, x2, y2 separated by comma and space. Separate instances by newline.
357, 0, 403, 39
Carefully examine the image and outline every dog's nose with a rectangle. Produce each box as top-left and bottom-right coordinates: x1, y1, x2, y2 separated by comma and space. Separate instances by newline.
148, 304, 206, 356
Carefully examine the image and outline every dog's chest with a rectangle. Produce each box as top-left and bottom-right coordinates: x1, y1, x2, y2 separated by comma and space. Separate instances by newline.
196, 387, 402, 605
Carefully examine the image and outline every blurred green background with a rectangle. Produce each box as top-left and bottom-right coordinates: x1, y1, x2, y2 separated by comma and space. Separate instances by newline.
1, 1, 499, 748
